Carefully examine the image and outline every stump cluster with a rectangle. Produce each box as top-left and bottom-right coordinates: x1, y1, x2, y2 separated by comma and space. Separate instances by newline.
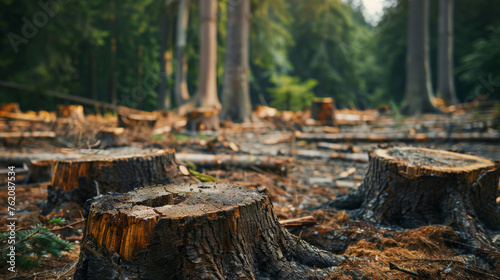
75, 183, 347, 280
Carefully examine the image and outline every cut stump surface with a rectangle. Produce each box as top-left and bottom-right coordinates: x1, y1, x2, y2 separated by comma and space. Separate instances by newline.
75, 183, 347, 280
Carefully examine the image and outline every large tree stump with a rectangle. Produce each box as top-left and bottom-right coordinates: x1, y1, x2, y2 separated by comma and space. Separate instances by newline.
332, 147, 500, 246
45, 149, 177, 213
74, 183, 347, 280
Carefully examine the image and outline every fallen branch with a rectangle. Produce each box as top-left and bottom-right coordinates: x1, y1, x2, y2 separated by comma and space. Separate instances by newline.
279, 216, 317, 228
388, 262, 420, 277
175, 153, 291, 172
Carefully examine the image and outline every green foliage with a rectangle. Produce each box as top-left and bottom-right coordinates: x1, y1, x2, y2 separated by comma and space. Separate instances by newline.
151, 134, 164, 141
48, 217, 66, 226
1, 0, 500, 112
0, 225, 73, 270
268, 75, 317, 112
459, 25, 500, 100
172, 134, 190, 141
190, 170, 217, 182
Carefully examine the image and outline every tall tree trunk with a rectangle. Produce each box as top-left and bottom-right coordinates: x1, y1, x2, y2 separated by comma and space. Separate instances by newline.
109, 1, 117, 105
89, 49, 96, 101
402, 0, 439, 115
196, 0, 221, 109
175, 0, 191, 107
437, 0, 458, 106
158, 12, 170, 110
220, 0, 251, 122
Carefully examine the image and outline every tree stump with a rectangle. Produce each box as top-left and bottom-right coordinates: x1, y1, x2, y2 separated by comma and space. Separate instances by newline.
27, 159, 54, 183
45, 149, 177, 213
333, 147, 500, 246
186, 107, 220, 130
74, 183, 347, 280
57, 105, 86, 122
96, 127, 129, 148
311, 98, 336, 125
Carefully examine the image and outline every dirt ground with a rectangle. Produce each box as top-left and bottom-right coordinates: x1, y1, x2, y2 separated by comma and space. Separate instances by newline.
1, 106, 500, 279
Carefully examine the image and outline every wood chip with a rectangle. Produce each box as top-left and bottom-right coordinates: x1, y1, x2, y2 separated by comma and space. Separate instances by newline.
179, 165, 190, 176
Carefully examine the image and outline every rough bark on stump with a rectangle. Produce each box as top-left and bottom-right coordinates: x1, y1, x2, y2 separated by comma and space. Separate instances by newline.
45, 149, 177, 213
74, 183, 347, 280
331, 147, 500, 247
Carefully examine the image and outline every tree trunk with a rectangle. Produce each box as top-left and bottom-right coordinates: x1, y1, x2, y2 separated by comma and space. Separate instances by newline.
74, 183, 347, 280
437, 0, 458, 106
220, 0, 251, 122
331, 147, 500, 247
196, 0, 221, 110
109, 1, 117, 105
44, 149, 177, 213
174, 0, 191, 106
158, 11, 170, 110
402, 0, 440, 115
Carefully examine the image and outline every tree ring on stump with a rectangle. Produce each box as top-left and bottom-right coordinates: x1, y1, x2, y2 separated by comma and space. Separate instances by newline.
45, 149, 177, 213
75, 183, 347, 280
357, 146, 499, 247
378, 147, 495, 183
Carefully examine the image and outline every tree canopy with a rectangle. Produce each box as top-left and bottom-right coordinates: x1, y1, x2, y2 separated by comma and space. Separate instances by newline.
1, 0, 499, 112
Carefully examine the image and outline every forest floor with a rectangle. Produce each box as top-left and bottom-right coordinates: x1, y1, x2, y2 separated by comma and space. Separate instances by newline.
0, 103, 500, 279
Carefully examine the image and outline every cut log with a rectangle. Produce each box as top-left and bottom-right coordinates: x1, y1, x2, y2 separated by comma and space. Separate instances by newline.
296, 149, 369, 162
299, 132, 500, 143
0, 102, 20, 113
118, 111, 158, 129
331, 147, 500, 247
57, 105, 86, 122
186, 107, 220, 131
279, 215, 317, 228
252, 105, 278, 119
45, 149, 177, 213
334, 108, 379, 125
0, 111, 49, 123
311, 97, 336, 125
74, 183, 347, 279
175, 153, 291, 173
96, 127, 129, 148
